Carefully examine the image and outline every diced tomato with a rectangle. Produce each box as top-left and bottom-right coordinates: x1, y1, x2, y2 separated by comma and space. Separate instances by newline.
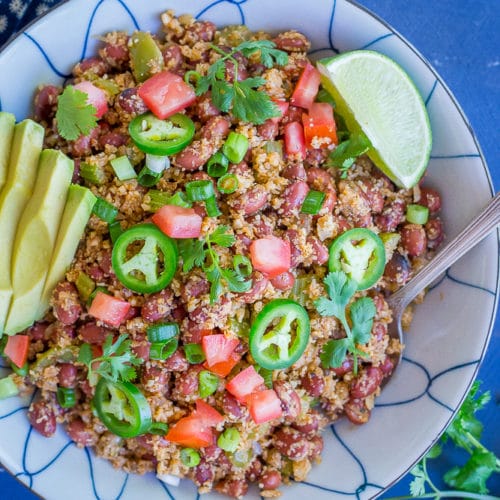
73, 81, 108, 118
284, 121, 306, 160
302, 102, 338, 148
271, 99, 289, 122
138, 71, 196, 119
3, 334, 29, 368
152, 205, 202, 239
194, 399, 224, 426
88, 292, 130, 327
166, 415, 214, 448
249, 236, 291, 279
226, 366, 265, 402
246, 389, 283, 424
202, 334, 239, 367
290, 62, 321, 109
204, 351, 241, 378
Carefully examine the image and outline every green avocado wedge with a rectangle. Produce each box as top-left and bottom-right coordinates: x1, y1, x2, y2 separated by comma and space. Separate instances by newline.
37, 184, 97, 319
0, 119, 44, 334
0, 112, 16, 194
5, 149, 74, 335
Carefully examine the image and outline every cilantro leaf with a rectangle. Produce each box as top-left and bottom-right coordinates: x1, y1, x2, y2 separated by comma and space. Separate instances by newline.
178, 239, 206, 273
409, 464, 427, 497
350, 296, 376, 346
221, 268, 252, 293
208, 226, 236, 248
211, 79, 234, 112
320, 339, 349, 369
232, 78, 280, 124
328, 132, 371, 177
238, 40, 289, 68
56, 85, 98, 141
314, 271, 357, 322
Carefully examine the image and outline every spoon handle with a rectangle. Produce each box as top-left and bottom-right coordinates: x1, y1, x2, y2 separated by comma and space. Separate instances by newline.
387, 191, 500, 312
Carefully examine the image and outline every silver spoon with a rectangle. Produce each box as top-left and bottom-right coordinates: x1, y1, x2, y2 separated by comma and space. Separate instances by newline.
385, 191, 500, 369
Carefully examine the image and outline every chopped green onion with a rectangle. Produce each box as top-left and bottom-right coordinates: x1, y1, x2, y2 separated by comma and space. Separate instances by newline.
185, 180, 215, 201
56, 386, 76, 408
199, 370, 219, 398
109, 220, 124, 243
110, 155, 137, 181
256, 366, 273, 389
264, 140, 283, 155
300, 190, 326, 215
147, 190, 191, 211
316, 88, 336, 107
184, 344, 206, 364
233, 254, 252, 277
217, 173, 238, 194
137, 166, 162, 187
180, 447, 201, 467
147, 323, 179, 343
0, 376, 19, 400
92, 197, 118, 223
217, 427, 240, 452
87, 286, 110, 306
406, 204, 429, 225
150, 338, 178, 361
204, 196, 222, 217
10, 361, 29, 377
80, 162, 106, 185
207, 151, 229, 177
75, 271, 96, 303
222, 132, 249, 164
148, 422, 169, 435
146, 153, 170, 174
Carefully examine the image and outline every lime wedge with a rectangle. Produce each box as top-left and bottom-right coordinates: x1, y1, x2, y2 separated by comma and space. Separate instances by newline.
317, 50, 432, 188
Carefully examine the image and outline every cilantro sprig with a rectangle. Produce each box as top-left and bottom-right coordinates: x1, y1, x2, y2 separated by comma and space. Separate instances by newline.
387, 381, 500, 499
186, 40, 288, 124
178, 225, 252, 304
328, 131, 371, 178
314, 271, 376, 373
55, 85, 98, 141
78, 334, 142, 385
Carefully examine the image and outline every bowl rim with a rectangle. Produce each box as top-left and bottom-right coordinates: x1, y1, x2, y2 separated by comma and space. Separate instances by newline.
0, 1, 497, 498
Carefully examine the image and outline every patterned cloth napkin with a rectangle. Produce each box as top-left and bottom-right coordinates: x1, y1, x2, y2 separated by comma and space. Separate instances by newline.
0, 0, 62, 46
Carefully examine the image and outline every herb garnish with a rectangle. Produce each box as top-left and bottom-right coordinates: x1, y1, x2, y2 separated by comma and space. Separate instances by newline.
78, 334, 142, 385
328, 131, 371, 178
178, 225, 252, 304
55, 85, 98, 141
314, 271, 375, 373
185, 40, 288, 124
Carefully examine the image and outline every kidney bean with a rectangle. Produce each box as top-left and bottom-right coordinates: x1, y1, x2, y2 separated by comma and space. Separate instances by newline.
318, 189, 337, 215
228, 160, 251, 177
360, 180, 384, 213
419, 187, 441, 214
141, 363, 169, 393
426, 218, 444, 250
29, 321, 49, 342
257, 119, 279, 140
98, 130, 128, 149
384, 252, 411, 285
73, 56, 108, 77
163, 349, 189, 372
67, 418, 97, 447
293, 413, 320, 436
307, 167, 334, 191
232, 184, 269, 215
194, 459, 214, 486
300, 372, 325, 398
309, 435, 324, 459
202, 445, 222, 463
380, 356, 395, 376
274, 30, 310, 52
100, 41, 129, 68
171, 304, 187, 322
193, 91, 220, 122
222, 392, 245, 420
131, 341, 150, 361
374, 200, 405, 232
330, 357, 354, 377
283, 162, 307, 181
201, 116, 231, 141
350, 366, 383, 399
181, 274, 210, 303
28, 401, 56, 437
34, 85, 61, 122
175, 365, 202, 396
240, 273, 269, 303
79, 379, 94, 398
344, 398, 371, 425
117, 87, 148, 115
273, 427, 310, 460
284, 229, 302, 268
52, 282, 82, 325
58, 363, 77, 388
187, 20, 216, 42
281, 181, 310, 215
71, 158, 81, 183
307, 236, 329, 265
247, 215, 274, 239
141, 289, 174, 323
372, 321, 388, 341
274, 381, 301, 420
304, 147, 329, 167
225, 58, 248, 83
182, 321, 212, 344
78, 322, 111, 344
70, 126, 100, 157
401, 223, 427, 257
372, 293, 387, 314
243, 458, 262, 482
162, 43, 184, 72
248, 62, 266, 75
215, 479, 249, 498
260, 470, 282, 490
270, 271, 295, 291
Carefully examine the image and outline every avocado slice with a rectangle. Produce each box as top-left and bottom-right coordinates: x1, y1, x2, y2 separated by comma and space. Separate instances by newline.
0, 112, 16, 194
37, 184, 97, 319
0, 119, 44, 334
4, 149, 74, 335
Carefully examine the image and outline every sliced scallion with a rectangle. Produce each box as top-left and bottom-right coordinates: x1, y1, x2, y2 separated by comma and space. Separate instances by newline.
217, 427, 240, 452
222, 132, 249, 164
57, 386, 76, 408
137, 166, 162, 187
233, 254, 252, 277
80, 162, 106, 185
148, 190, 191, 211
109, 220, 124, 243
147, 323, 179, 343
217, 173, 238, 194
180, 448, 201, 467
110, 155, 137, 181
207, 151, 229, 177
198, 370, 219, 398
300, 190, 326, 215
185, 180, 215, 202
406, 204, 429, 225
148, 422, 169, 435
150, 338, 178, 361
184, 344, 206, 364
92, 197, 118, 223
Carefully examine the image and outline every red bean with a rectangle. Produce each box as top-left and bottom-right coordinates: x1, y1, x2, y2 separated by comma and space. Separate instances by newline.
360, 180, 384, 213
162, 43, 184, 72
28, 401, 56, 437
117, 88, 148, 115
260, 470, 282, 490
380, 356, 395, 376
98, 131, 128, 149
58, 363, 77, 388
248, 214, 275, 238
194, 459, 214, 486
344, 398, 371, 425
34, 85, 61, 122
273, 31, 310, 52
245, 459, 263, 482
319, 189, 337, 215
73, 56, 108, 77
70, 126, 99, 157
29, 321, 49, 342
257, 119, 279, 140
350, 366, 383, 399
193, 92, 220, 122
181, 274, 209, 303
426, 218, 444, 250
292, 411, 320, 436
232, 185, 269, 215
141, 363, 169, 393
284, 229, 302, 268
52, 282, 82, 325
374, 200, 405, 232
307, 167, 334, 191
309, 435, 324, 459
187, 20, 216, 42
301, 372, 325, 398
175, 365, 202, 396
304, 147, 328, 167
201, 116, 230, 141
270, 271, 295, 291
372, 321, 388, 341
141, 289, 174, 323
225, 59, 248, 83
100, 41, 129, 68
202, 445, 222, 462
273, 427, 310, 460
163, 350, 189, 372
215, 479, 249, 498
79, 380, 94, 398
67, 418, 97, 447
330, 357, 354, 377
384, 252, 411, 285
281, 181, 309, 215
182, 321, 212, 344
401, 224, 427, 257
274, 381, 301, 421
307, 236, 329, 265
78, 322, 111, 344
283, 162, 307, 181
419, 187, 441, 214
240, 273, 269, 303
131, 341, 150, 361
222, 392, 245, 420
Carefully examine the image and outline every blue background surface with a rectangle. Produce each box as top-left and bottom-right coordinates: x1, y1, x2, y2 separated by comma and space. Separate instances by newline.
0, 0, 498, 498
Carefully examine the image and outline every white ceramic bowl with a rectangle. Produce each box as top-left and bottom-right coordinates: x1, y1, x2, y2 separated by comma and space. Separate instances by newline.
0, 1, 497, 499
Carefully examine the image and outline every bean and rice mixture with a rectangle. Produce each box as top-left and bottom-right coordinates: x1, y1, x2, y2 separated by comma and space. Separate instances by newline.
14, 11, 443, 498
